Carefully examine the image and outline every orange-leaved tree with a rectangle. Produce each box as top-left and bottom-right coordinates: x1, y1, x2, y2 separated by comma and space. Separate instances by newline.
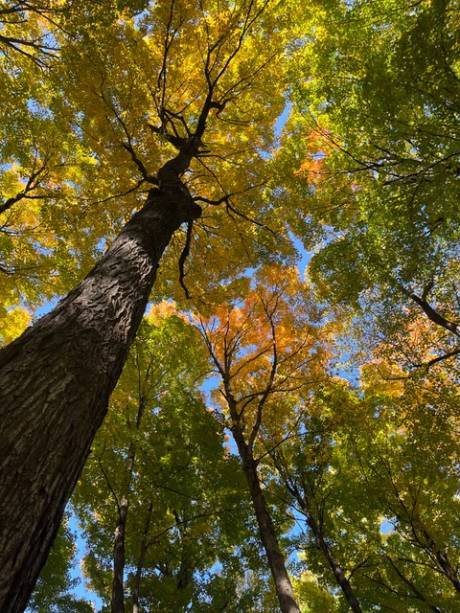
197, 265, 328, 613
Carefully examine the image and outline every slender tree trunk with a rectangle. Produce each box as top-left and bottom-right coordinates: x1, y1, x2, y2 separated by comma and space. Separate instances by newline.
386, 556, 441, 613
132, 500, 153, 613
110, 398, 146, 612
111, 498, 128, 613
0, 185, 201, 612
232, 430, 300, 613
271, 453, 363, 612
308, 515, 362, 613
435, 551, 460, 593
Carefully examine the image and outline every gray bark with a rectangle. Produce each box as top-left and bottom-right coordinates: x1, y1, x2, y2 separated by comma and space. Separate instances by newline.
0, 184, 201, 612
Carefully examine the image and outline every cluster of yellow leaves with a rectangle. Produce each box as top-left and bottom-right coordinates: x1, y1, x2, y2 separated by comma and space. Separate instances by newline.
146, 300, 179, 324
0, 306, 31, 345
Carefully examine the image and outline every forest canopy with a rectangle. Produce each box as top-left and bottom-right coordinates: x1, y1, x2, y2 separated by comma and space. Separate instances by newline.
0, 1, 458, 612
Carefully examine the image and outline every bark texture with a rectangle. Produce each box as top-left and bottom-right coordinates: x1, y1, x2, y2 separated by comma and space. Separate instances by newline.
0, 186, 201, 612
233, 430, 300, 613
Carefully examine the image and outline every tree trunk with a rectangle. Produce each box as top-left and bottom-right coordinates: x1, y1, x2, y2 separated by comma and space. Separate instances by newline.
271, 454, 363, 612
308, 515, 362, 613
111, 498, 128, 613
132, 501, 153, 613
432, 544, 460, 593
417, 526, 460, 593
110, 397, 146, 612
233, 430, 300, 613
0, 185, 201, 612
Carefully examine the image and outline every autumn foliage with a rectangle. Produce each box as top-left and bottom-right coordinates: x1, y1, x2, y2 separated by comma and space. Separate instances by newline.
0, 0, 458, 611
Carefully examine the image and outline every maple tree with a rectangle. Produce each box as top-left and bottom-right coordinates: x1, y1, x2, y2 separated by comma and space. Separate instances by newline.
0, 0, 459, 611
269, 383, 366, 613
71, 310, 264, 612
198, 266, 328, 613
0, 1, 294, 608
264, 372, 459, 611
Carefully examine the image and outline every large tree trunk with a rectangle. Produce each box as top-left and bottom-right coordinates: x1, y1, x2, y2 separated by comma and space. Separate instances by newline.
0, 185, 201, 612
233, 430, 300, 613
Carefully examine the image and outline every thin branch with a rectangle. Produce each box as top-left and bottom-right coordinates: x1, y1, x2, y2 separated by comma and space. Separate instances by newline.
97, 458, 120, 514
399, 283, 459, 337
178, 220, 193, 299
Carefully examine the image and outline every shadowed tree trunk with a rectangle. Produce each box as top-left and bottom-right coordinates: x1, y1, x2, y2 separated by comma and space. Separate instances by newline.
111, 397, 147, 613
307, 514, 362, 613
111, 497, 129, 613
232, 428, 300, 613
132, 500, 153, 613
0, 180, 201, 612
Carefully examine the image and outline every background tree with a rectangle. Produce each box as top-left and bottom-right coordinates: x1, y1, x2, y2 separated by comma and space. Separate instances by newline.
198, 265, 328, 613
269, 383, 368, 613
275, 0, 460, 370
72, 307, 266, 612
350, 361, 460, 610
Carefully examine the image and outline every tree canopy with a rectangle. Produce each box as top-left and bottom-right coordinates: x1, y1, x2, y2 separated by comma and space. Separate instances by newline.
0, 0, 458, 611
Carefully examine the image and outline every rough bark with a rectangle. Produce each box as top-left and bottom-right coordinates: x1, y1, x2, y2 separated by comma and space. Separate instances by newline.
0, 185, 201, 612
232, 429, 300, 613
